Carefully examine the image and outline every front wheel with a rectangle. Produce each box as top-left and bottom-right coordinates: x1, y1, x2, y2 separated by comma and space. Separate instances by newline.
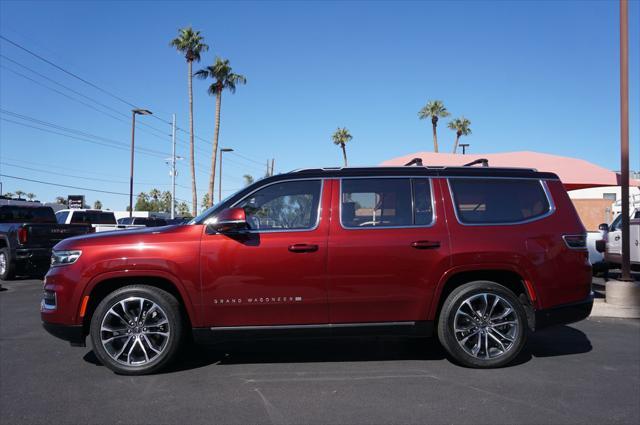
0, 248, 16, 281
437, 281, 528, 368
90, 285, 183, 375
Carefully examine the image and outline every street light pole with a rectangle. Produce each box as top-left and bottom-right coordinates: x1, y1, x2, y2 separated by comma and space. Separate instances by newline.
619, 0, 631, 281
129, 109, 152, 217
219, 148, 233, 202
460, 144, 470, 155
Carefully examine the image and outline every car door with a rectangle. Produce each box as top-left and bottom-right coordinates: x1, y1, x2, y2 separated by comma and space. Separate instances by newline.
326, 177, 450, 324
200, 179, 330, 327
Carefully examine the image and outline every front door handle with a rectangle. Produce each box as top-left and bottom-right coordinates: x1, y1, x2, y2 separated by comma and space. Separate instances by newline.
288, 243, 319, 253
411, 240, 441, 249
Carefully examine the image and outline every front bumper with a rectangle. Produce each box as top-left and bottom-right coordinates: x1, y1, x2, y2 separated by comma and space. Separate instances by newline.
42, 322, 86, 347
535, 293, 594, 330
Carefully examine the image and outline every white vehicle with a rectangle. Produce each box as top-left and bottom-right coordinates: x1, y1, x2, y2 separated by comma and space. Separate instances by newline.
55, 209, 143, 233
598, 207, 640, 270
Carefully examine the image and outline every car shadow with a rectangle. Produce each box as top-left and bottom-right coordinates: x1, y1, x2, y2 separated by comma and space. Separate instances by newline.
83, 325, 592, 373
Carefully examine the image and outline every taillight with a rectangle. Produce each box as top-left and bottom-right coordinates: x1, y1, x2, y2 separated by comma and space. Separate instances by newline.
17, 227, 28, 244
563, 234, 587, 250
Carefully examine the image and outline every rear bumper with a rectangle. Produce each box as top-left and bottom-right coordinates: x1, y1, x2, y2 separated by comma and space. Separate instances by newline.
535, 293, 594, 330
14, 248, 51, 274
42, 322, 86, 347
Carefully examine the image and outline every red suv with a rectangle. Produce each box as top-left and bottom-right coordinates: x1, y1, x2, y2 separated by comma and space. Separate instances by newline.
42, 166, 593, 374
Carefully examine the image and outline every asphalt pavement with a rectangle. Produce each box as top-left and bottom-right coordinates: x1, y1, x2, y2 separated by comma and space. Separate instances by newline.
1, 279, 639, 425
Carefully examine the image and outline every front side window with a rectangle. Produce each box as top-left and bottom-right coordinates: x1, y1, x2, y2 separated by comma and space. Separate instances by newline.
449, 178, 551, 224
341, 178, 433, 228
235, 180, 322, 231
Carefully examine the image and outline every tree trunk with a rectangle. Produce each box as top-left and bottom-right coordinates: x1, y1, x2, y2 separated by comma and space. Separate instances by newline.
188, 60, 197, 216
431, 116, 439, 152
209, 88, 222, 207
341, 143, 348, 167
452, 134, 460, 154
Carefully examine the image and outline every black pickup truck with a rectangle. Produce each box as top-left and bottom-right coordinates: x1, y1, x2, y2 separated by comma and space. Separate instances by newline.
0, 205, 93, 280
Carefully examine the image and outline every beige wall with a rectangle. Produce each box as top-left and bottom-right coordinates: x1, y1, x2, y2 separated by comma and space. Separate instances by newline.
571, 199, 614, 231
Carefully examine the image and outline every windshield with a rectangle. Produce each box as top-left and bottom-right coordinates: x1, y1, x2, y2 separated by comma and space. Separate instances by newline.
189, 191, 240, 224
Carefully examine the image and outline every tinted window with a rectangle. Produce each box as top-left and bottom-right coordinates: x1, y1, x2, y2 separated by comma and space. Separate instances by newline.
449, 178, 551, 224
341, 178, 433, 228
235, 180, 322, 231
70, 211, 117, 225
0, 206, 57, 223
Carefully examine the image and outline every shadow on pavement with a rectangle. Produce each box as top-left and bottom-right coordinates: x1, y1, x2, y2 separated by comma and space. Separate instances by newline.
83, 325, 592, 373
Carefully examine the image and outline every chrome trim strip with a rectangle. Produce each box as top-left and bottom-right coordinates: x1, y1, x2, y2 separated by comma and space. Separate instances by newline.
338, 177, 437, 230
446, 178, 557, 226
209, 321, 416, 331
225, 178, 325, 234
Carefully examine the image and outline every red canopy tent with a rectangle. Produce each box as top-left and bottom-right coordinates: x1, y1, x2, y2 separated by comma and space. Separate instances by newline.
380, 151, 640, 191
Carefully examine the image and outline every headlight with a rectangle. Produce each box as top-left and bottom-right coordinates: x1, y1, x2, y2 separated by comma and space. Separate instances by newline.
51, 250, 82, 267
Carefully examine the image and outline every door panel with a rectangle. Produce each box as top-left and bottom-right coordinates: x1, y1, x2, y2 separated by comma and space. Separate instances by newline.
200, 179, 331, 327
327, 177, 450, 324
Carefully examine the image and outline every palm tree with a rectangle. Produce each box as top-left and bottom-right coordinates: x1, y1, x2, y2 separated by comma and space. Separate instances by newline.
447, 117, 472, 154
4, 192, 14, 199
26, 193, 36, 201
14, 190, 25, 199
55, 196, 67, 205
243, 174, 254, 186
201, 193, 210, 211
332, 127, 353, 167
195, 57, 247, 207
177, 202, 190, 217
418, 100, 450, 152
170, 27, 209, 216
93, 200, 103, 209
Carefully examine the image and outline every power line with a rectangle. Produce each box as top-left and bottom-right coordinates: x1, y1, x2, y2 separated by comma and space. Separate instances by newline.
0, 174, 129, 196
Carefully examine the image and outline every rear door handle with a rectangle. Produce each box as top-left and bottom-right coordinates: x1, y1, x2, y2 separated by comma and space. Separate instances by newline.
411, 240, 440, 249
288, 243, 319, 253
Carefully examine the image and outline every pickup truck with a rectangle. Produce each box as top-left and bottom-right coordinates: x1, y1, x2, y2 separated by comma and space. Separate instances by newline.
597, 208, 640, 270
56, 209, 143, 232
0, 205, 93, 280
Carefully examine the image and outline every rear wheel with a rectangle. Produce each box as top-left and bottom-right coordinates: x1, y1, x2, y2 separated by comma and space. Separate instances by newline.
90, 285, 183, 375
0, 248, 16, 281
437, 281, 527, 368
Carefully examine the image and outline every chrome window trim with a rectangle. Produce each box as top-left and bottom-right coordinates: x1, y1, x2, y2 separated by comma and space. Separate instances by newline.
447, 177, 556, 226
225, 178, 325, 234
338, 176, 437, 230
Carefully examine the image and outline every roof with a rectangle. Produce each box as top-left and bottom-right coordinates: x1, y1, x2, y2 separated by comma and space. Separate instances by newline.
381, 151, 640, 190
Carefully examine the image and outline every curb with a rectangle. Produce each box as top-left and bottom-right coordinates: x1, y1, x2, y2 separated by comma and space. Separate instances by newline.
590, 298, 640, 319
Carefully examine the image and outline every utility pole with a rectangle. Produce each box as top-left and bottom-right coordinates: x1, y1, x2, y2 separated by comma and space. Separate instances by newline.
271, 158, 275, 176
619, 0, 631, 281
129, 109, 152, 217
266, 160, 271, 177
171, 114, 176, 220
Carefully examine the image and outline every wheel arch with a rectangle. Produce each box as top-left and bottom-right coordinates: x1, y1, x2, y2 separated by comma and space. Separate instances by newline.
429, 266, 537, 330
81, 271, 199, 335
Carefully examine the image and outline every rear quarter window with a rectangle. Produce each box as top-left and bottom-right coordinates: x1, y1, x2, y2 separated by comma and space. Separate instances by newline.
449, 178, 552, 224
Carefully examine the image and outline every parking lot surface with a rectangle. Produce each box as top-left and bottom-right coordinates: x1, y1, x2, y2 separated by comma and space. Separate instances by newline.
1, 279, 639, 425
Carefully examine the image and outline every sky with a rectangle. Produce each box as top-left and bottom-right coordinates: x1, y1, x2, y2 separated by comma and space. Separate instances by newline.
0, 0, 638, 211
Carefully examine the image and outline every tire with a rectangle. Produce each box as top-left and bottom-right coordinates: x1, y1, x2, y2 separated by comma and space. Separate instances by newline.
90, 285, 184, 375
0, 248, 16, 281
437, 280, 527, 368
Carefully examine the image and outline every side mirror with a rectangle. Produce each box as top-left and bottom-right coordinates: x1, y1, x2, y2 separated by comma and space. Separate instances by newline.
598, 223, 610, 232
206, 207, 249, 234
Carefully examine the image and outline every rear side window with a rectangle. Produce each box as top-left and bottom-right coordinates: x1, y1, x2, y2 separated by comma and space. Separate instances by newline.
449, 178, 551, 224
341, 178, 433, 228
55, 211, 69, 224
70, 211, 117, 225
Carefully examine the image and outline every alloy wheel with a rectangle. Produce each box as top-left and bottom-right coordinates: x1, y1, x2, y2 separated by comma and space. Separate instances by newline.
100, 296, 171, 366
0, 252, 7, 276
453, 293, 520, 359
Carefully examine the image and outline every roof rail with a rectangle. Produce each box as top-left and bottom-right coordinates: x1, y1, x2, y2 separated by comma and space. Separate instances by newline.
404, 158, 423, 167
464, 158, 489, 167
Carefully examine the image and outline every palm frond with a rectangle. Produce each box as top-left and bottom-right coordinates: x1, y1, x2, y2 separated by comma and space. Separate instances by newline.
332, 127, 353, 145
418, 99, 450, 119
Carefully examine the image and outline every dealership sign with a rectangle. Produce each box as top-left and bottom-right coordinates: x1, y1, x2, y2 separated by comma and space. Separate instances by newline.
68, 195, 85, 209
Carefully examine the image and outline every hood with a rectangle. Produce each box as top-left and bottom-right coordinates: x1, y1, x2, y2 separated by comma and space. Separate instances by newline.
53, 224, 188, 249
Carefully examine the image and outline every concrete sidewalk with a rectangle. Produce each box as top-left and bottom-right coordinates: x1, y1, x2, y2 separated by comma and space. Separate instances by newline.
591, 273, 640, 319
